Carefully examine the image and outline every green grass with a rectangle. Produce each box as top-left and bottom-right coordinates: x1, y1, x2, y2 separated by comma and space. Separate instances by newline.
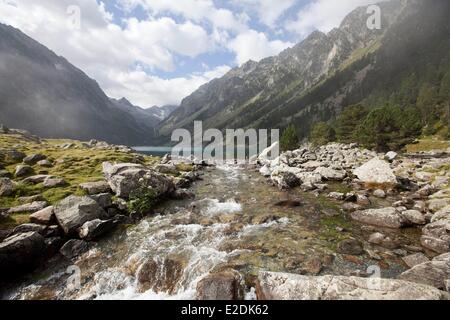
0, 133, 159, 229
405, 137, 450, 153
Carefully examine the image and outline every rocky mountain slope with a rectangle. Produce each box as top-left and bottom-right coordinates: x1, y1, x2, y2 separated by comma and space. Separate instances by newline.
0, 24, 158, 146
159, 0, 449, 141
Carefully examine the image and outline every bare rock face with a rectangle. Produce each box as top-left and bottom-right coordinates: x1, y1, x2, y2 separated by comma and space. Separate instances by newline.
399, 253, 450, 290
0, 232, 45, 275
102, 162, 175, 199
351, 207, 407, 228
54, 196, 107, 235
353, 158, 397, 185
196, 271, 243, 300
256, 272, 449, 300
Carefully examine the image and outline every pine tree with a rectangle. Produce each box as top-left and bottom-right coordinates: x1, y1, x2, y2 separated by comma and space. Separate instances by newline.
280, 124, 299, 151
310, 122, 335, 146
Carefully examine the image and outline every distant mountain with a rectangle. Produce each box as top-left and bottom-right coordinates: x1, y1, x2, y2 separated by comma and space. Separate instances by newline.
145, 105, 179, 121
0, 24, 156, 145
159, 0, 449, 141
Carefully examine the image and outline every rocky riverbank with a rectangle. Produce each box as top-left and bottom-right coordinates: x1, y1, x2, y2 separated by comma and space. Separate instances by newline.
1, 128, 450, 300
254, 141, 450, 296
0, 128, 203, 284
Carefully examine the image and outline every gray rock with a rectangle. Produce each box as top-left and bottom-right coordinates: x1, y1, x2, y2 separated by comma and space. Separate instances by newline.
385, 151, 398, 161
79, 181, 111, 195
23, 154, 46, 165
0, 177, 14, 196
402, 253, 430, 268
77, 219, 117, 241
421, 219, 450, 253
314, 167, 346, 181
5, 150, 26, 162
0, 232, 45, 274
89, 193, 112, 209
353, 158, 397, 185
14, 164, 33, 177
427, 199, 449, 213
43, 177, 67, 188
373, 189, 386, 198
399, 253, 450, 290
59, 239, 91, 260
18, 194, 45, 204
54, 196, 107, 235
401, 210, 426, 225
256, 272, 449, 300
22, 175, 53, 184
351, 207, 406, 228
8, 201, 48, 214
276, 172, 301, 190
431, 205, 450, 223
37, 159, 53, 168
328, 192, 345, 201
368, 232, 386, 245
13, 223, 46, 235
102, 162, 175, 199
196, 271, 242, 300
0, 170, 12, 178
29, 206, 55, 225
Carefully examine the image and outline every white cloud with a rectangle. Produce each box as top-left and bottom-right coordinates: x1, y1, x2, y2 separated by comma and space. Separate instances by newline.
118, 0, 248, 32
286, 0, 377, 37
231, 0, 295, 28
106, 65, 232, 107
0, 0, 221, 107
228, 30, 293, 65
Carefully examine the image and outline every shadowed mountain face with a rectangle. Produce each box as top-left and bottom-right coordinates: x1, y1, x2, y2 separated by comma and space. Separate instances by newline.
158, 0, 449, 140
0, 24, 158, 146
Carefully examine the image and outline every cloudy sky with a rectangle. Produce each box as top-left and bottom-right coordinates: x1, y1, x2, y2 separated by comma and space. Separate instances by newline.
0, 0, 376, 108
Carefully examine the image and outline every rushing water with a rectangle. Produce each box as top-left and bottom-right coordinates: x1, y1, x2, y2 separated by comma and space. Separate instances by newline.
2, 165, 422, 300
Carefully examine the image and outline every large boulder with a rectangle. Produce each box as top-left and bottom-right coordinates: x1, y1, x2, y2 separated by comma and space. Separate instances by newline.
29, 206, 55, 225
0, 232, 46, 275
102, 162, 175, 199
43, 177, 67, 188
196, 271, 243, 300
8, 201, 48, 214
79, 181, 111, 195
0, 177, 14, 196
353, 158, 397, 185
59, 239, 91, 260
22, 175, 53, 184
421, 219, 450, 253
14, 164, 33, 177
256, 272, 449, 300
351, 207, 407, 228
314, 167, 346, 181
23, 154, 46, 165
77, 219, 117, 241
54, 196, 107, 235
399, 253, 450, 290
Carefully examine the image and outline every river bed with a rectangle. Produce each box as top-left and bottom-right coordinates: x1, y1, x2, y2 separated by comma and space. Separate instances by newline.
2, 165, 423, 300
